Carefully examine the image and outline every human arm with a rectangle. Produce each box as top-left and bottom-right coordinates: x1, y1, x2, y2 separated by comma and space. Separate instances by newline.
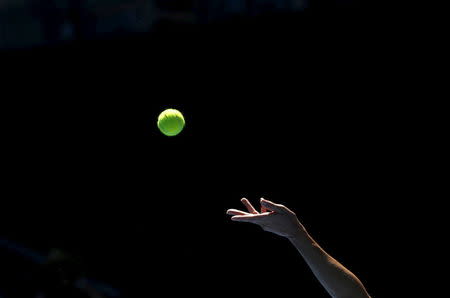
226, 198, 371, 298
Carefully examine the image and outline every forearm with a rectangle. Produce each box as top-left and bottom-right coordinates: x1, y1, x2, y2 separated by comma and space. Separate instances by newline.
288, 227, 370, 298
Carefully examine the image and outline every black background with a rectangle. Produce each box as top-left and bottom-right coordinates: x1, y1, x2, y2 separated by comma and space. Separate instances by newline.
1, 6, 423, 298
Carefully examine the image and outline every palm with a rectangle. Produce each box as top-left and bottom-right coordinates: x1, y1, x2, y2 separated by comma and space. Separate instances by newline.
226, 198, 301, 238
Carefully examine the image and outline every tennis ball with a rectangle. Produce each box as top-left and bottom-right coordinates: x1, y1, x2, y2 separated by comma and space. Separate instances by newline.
157, 109, 185, 137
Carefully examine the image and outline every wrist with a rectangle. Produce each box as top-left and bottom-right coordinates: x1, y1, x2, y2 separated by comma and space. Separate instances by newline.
286, 223, 307, 241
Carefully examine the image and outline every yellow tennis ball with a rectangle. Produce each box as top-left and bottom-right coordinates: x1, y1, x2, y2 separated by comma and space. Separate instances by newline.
157, 109, 185, 137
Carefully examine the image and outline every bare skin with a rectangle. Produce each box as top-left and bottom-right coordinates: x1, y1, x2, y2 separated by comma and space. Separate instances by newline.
227, 198, 371, 298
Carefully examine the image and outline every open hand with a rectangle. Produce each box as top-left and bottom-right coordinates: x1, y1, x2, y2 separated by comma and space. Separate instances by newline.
226, 198, 304, 239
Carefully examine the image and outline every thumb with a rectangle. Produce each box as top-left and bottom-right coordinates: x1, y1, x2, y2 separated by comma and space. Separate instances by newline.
260, 198, 287, 214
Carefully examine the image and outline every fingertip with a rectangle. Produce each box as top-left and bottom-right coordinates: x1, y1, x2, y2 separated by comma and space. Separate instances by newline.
226, 209, 237, 215
228, 209, 251, 217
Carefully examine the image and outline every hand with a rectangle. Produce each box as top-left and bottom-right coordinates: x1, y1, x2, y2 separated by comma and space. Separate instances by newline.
226, 198, 304, 239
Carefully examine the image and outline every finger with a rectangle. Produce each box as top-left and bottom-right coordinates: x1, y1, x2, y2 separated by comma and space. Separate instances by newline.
226, 209, 249, 216
260, 198, 267, 213
260, 198, 287, 214
231, 213, 270, 223
241, 198, 258, 214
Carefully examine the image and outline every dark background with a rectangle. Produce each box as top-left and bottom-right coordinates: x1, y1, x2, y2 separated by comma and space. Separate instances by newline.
0, 1, 420, 297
